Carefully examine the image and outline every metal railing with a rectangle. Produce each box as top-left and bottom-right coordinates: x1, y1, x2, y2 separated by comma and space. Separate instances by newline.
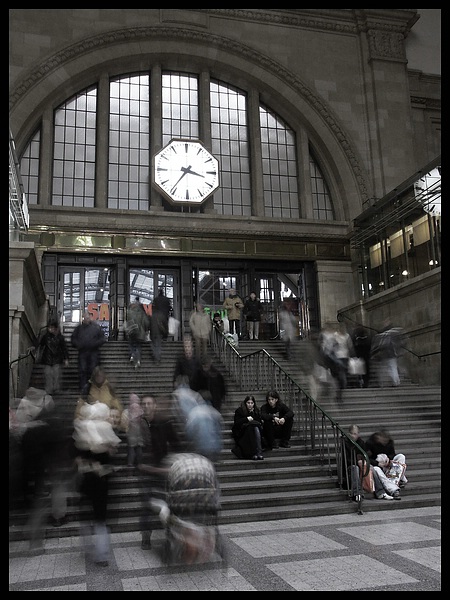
210, 328, 371, 514
9, 348, 36, 404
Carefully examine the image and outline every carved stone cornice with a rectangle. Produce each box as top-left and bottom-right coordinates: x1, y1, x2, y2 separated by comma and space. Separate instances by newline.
410, 97, 441, 110
27, 206, 350, 243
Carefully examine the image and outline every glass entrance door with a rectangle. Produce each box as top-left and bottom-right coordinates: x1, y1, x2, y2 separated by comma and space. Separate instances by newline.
60, 267, 110, 340
128, 268, 179, 338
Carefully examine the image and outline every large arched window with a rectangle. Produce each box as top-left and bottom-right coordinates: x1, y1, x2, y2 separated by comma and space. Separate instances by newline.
52, 88, 97, 207
260, 105, 299, 219
210, 80, 251, 216
21, 70, 336, 220
109, 74, 150, 211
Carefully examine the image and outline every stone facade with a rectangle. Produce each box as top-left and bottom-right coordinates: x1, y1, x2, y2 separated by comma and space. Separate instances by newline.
9, 10, 441, 391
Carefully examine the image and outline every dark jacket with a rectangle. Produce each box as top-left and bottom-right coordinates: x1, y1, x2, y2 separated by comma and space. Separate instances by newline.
139, 414, 180, 467
153, 293, 171, 318
192, 364, 226, 412
243, 297, 263, 322
71, 321, 106, 352
342, 435, 366, 466
260, 400, 294, 423
232, 404, 262, 441
127, 302, 149, 341
365, 431, 396, 466
173, 353, 202, 389
232, 403, 263, 459
38, 330, 69, 366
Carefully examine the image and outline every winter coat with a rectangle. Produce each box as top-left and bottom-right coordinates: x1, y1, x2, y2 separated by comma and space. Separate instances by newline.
232, 404, 263, 441
232, 404, 263, 459
365, 432, 397, 466
189, 309, 213, 340
191, 365, 226, 412
222, 294, 244, 321
260, 400, 294, 423
77, 378, 123, 415
243, 297, 263, 322
38, 330, 69, 366
71, 321, 106, 353
126, 302, 149, 341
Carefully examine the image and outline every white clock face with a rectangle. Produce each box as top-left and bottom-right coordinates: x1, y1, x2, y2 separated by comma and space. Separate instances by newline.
414, 167, 441, 216
153, 139, 219, 204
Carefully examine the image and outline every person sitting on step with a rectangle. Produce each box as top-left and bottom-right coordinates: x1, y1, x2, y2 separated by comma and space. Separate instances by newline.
231, 395, 264, 460
260, 390, 294, 450
365, 429, 407, 500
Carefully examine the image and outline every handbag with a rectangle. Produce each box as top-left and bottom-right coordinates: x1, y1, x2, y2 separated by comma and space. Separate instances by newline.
168, 316, 180, 337
362, 468, 375, 493
348, 357, 366, 375
358, 460, 375, 493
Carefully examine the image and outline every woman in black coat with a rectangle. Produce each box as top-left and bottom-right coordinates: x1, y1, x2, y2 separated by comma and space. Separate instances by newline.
231, 396, 264, 460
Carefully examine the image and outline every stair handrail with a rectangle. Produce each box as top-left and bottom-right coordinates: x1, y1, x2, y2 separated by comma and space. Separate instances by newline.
210, 329, 371, 514
9, 347, 36, 404
336, 314, 436, 362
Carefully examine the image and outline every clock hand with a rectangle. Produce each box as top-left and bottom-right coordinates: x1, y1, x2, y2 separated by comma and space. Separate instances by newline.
170, 170, 188, 193
181, 165, 205, 178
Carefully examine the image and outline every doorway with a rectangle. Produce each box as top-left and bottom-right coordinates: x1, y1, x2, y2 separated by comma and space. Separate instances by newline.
60, 267, 111, 340
128, 268, 180, 339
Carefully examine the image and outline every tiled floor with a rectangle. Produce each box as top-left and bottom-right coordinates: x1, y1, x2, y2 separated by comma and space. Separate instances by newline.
9, 507, 441, 591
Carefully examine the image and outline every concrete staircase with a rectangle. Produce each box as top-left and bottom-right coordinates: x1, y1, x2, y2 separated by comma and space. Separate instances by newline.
9, 338, 441, 542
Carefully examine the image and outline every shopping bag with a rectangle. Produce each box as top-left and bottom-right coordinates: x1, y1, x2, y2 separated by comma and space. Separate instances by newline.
348, 357, 366, 375
385, 461, 406, 486
362, 468, 375, 493
168, 316, 180, 337
358, 460, 375, 492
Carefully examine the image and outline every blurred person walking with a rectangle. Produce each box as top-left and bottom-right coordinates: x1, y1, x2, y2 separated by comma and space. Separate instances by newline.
352, 325, 372, 388
185, 394, 224, 463
120, 393, 145, 468
173, 334, 202, 389
137, 394, 181, 549
189, 301, 213, 362
152, 288, 172, 341
125, 296, 148, 368
278, 302, 297, 360
222, 288, 244, 339
71, 311, 106, 393
72, 392, 122, 565
318, 322, 352, 402
192, 357, 227, 413
35, 320, 69, 395
333, 322, 354, 394
76, 365, 123, 416
371, 319, 407, 387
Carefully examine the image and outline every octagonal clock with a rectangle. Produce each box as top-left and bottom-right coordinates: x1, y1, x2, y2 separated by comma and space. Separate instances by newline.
153, 139, 219, 204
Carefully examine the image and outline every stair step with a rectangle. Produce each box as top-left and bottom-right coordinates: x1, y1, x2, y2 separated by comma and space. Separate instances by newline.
14, 338, 439, 544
